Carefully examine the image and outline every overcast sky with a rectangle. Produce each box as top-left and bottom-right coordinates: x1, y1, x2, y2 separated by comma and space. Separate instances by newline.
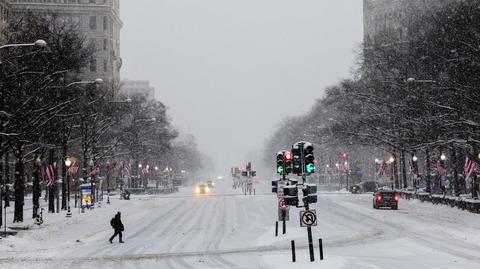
121, 0, 363, 175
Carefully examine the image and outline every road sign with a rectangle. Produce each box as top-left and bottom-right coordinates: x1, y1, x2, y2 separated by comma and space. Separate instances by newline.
300, 209, 317, 227
278, 198, 289, 209
278, 208, 290, 221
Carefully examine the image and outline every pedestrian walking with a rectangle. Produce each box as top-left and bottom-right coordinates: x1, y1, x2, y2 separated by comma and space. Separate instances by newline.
109, 211, 124, 243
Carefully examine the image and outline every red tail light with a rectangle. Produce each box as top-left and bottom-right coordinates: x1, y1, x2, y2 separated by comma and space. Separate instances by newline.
394, 195, 400, 201
376, 195, 382, 201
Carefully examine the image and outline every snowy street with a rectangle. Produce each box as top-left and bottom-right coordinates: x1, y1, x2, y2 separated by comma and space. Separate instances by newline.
1, 180, 479, 269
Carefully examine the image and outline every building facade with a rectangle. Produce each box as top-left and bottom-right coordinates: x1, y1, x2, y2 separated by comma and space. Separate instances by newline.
9, 0, 123, 88
363, 0, 459, 46
120, 80, 155, 100
0, 0, 8, 40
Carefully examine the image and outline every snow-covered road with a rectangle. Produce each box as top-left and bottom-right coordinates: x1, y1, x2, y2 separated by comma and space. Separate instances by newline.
1, 180, 479, 268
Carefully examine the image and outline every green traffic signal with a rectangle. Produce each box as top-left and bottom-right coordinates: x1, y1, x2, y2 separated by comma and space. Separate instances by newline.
306, 163, 316, 174
277, 166, 285, 174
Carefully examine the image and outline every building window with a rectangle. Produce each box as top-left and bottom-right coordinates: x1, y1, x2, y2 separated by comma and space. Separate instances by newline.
103, 39, 108, 50
103, 60, 108, 72
90, 59, 97, 72
89, 16, 96, 30
90, 0, 96, 3
103, 16, 108, 31
89, 38, 96, 50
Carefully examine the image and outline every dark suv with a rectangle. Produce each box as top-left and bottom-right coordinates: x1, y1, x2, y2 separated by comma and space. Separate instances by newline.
373, 190, 399, 210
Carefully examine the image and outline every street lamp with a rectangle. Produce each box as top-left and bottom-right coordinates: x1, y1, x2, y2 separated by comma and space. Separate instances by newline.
65, 158, 72, 217
0, 39, 47, 50
440, 152, 447, 161
412, 155, 418, 162
65, 78, 103, 88
389, 156, 395, 163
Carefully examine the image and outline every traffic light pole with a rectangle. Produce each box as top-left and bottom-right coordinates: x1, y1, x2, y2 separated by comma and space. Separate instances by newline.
299, 142, 315, 262
303, 174, 315, 262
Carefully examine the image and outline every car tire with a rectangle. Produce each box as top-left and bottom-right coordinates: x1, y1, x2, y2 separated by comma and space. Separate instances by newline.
392, 205, 398, 210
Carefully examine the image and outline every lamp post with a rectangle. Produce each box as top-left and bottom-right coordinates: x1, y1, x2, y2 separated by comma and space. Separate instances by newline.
389, 155, 396, 189
65, 158, 72, 217
412, 154, 418, 192
89, 159, 94, 205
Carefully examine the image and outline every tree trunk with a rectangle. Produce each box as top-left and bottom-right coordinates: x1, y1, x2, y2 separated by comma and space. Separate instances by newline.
425, 147, 431, 194
4, 150, 10, 208
401, 150, 407, 189
32, 154, 41, 218
0, 151, 3, 228
48, 149, 56, 213
61, 141, 67, 210
451, 146, 460, 197
13, 143, 25, 223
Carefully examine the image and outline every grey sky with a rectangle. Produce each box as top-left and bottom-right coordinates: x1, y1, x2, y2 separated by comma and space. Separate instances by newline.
121, 0, 363, 174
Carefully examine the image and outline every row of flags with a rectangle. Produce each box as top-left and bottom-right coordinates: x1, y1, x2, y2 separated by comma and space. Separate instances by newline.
376, 155, 480, 182
40, 161, 150, 186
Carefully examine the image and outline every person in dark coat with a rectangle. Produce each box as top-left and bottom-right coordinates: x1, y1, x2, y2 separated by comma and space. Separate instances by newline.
109, 211, 124, 243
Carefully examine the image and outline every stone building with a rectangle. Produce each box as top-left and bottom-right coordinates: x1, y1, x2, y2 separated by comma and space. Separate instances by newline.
9, 0, 123, 89
120, 80, 156, 100
363, 0, 459, 46
0, 0, 8, 40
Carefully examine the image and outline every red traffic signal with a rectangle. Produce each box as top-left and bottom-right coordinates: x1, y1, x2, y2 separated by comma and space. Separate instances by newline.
284, 151, 292, 161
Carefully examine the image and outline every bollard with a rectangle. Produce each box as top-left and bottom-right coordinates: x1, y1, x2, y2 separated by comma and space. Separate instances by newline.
319, 238, 324, 260
282, 219, 286, 234
275, 221, 278, 237
291, 240, 296, 262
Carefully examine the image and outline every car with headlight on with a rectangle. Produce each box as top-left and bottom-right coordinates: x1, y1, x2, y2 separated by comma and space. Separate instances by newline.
195, 183, 210, 195
373, 190, 399, 210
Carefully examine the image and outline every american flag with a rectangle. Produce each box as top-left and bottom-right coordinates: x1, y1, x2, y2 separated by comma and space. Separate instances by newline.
44, 163, 56, 186
140, 167, 149, 179
431, 161, 447, 177
90, 165, 100, 176
67, 165, 79, 176
123, 162, 132, 176
378, 162, 389, 176
464, 156, 477, 181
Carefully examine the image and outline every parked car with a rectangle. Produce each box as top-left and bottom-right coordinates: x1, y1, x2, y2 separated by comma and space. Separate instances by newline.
373, 190, 399, 210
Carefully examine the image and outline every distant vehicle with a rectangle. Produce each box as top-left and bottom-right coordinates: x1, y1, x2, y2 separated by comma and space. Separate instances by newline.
350, 185, 360, 194
206, 180, 215, 189
373, 190, 399, 210
195, 183, 210, 195
352, 181, 379, 193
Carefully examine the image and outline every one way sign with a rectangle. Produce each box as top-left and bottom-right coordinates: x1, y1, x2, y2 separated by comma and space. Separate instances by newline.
299, 209, 317, 227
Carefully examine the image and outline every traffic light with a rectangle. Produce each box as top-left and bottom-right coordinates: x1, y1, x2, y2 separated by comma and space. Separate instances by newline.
340, 152, 349, 161
272, 179, 279, 193
304, 143, 315, 174
292, 144, 302, 174
283, 185, 299, 206
284, 151, 293, 174
276, 151, 285, 174
303, 183, 318, 204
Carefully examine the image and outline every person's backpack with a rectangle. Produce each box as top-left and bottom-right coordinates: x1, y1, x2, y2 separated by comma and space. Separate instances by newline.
110, 218, 115, 228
